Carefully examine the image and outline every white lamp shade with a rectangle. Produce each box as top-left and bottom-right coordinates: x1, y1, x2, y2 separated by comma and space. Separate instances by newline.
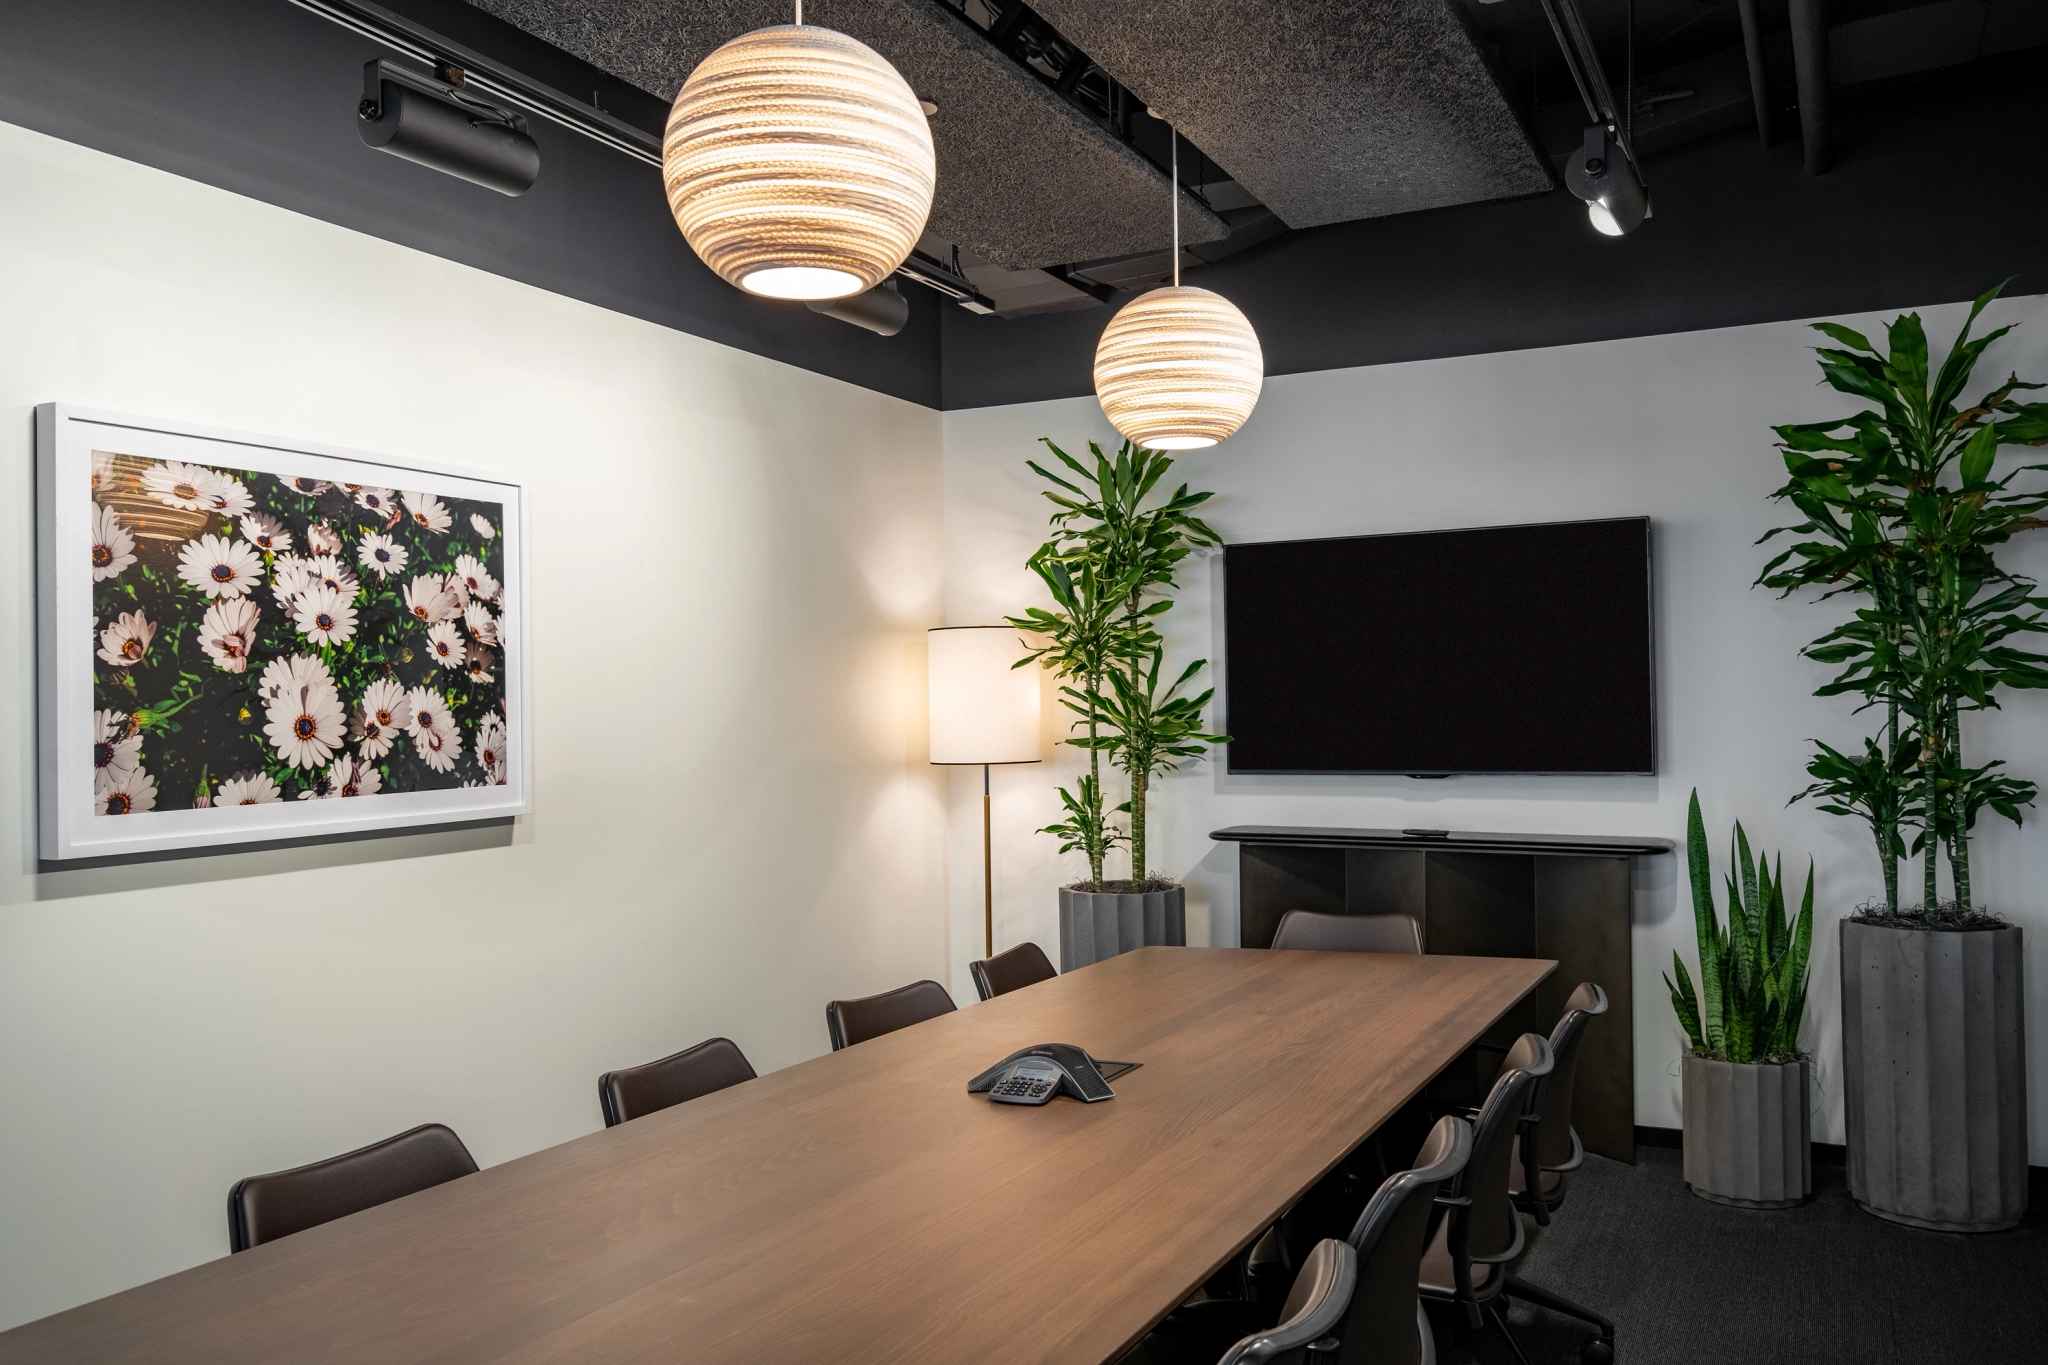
662, 24, 936, 301
1093, 284, 1264, 449
928, 627, 1041, 765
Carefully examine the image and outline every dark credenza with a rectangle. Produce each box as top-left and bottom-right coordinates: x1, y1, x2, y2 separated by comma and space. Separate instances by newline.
1211, 825, 1675, 1163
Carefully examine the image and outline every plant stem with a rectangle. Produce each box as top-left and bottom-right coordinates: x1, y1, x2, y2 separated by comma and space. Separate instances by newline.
1086, 664, 1103, 891
1950, 696, 1972, 913
1129, 766, 1148, 882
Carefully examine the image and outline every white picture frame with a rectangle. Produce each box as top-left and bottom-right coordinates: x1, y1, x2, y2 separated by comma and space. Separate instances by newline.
37, 403, 531, 861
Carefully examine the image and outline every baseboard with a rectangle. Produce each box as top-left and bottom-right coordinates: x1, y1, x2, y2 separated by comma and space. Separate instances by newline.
1633, 1125, 2048, 1195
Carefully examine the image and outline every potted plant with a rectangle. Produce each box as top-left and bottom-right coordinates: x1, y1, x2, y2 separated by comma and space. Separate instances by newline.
1008, 440, 1225, 970
1666, 792, 1815, 1209
1760, 285, 2048, 1230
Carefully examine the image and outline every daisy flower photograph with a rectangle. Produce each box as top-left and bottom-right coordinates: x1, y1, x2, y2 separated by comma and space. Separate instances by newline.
78, 444, 513, 823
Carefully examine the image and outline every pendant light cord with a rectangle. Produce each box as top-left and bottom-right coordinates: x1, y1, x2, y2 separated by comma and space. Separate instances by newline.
795, 0, 802, 24
1170, 126, 1180, 287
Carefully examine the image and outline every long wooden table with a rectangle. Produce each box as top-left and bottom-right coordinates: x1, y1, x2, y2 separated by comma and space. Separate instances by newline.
0, 947, 1552, 1364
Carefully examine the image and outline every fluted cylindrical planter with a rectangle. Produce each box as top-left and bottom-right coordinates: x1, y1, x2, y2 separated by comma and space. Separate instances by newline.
1059, 884, 1186, 971
1841, 920, 2028, 1232
1682, 1054, 1812, 1208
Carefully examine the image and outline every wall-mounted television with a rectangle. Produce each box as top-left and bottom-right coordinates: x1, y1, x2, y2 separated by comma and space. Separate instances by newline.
1222, 517, 1654, 775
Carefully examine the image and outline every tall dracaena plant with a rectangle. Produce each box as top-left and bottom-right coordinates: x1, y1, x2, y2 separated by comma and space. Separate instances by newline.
1760, 284, 2048, 916
1022, 439, 1221, 880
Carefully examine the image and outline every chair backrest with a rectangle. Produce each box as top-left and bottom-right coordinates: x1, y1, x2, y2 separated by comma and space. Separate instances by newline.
1529, 982, 1608, 1171
1271, 910, 1422, 954
1334, 1114, 1473, 1365
228, 1123, 476, 1253
826, 979, 957, 1050
1458, 1033, 1553, 1265
599, 1036, 757, 1127
1216, 1238, 1359, 1365
969, 941, 1057, 1001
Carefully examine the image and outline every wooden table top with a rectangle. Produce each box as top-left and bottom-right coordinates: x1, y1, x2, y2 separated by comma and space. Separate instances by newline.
0, 947, 1551, 1365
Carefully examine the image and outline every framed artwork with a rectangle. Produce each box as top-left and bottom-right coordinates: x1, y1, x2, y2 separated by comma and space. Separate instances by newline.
36, 404, 530, 860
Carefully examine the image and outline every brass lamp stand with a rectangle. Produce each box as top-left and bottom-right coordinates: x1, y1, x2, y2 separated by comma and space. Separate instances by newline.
928, 626, 1042, 962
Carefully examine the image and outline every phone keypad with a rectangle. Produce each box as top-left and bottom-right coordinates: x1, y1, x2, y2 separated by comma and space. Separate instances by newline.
992, 1073, 1057, 1101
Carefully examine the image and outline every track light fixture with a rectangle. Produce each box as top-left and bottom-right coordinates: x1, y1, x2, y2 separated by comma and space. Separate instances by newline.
1537, 0, 1651, 237
1565, 125, 1650, 236
358, 59, 540, 196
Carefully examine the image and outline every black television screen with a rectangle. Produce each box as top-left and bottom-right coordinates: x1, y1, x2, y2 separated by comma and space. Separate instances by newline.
1223, 518, 1654, 774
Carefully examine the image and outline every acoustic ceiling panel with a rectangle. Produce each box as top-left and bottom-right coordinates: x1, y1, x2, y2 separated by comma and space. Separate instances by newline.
465, 0, 1226, 269
1026, 0, 1555, 229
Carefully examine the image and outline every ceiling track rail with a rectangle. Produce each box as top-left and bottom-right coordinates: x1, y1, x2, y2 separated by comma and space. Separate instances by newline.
1536, 0, 1640, 169
289, 0, 663, 167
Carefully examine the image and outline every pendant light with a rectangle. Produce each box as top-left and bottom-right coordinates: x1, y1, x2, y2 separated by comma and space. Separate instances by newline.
661, 1, 936, 301
1093, 127, 1262, 450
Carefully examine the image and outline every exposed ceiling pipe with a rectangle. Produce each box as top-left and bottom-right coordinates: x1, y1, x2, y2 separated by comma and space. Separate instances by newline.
1735, 0, 1774, 150
1789, 0, 1831, 174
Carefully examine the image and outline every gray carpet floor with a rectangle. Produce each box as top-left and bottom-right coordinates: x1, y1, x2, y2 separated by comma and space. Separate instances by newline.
1439, 1147, 2048, 1365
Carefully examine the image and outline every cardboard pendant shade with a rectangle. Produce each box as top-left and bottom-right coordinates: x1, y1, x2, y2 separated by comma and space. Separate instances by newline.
663, 25, 936, 300
1093, 286, 1264, 449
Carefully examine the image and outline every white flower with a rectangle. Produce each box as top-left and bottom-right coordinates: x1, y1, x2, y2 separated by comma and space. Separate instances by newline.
403, 573, 458, 625
217, 772, 282, 805
142, 460, 216, 511
91, 450, 116, 494
330, 753, 383, 798
305, 553, 359, 600
93, 709, 142, 787
405, 686, 461, 772
425, 619, 464, 670
296, 766, 338, 799
462, 642, 494, 685
357, 531, 408, 579
471, 513, 495, 539
240, 512, 291, 555
263, 672, 346, 769
97, 610, 155, 668
352, 677, 407, 760
415, 724, 461, 773
452, 554, 499, 605
257, 652, 333, 709
305, 521, 342, 556
462, 601, 500, 646
203, 475, 254, 519
199, 597, 262, 673
176, 533, 263, 599
287, 475, 331, 498
404, 492, 452, 533
91, 504, 136, 581
271, 554, 315, 609
96, 767, 157, 816
293, 586, 359, 646
476, 713, 508, 785
354, 487, 399, 518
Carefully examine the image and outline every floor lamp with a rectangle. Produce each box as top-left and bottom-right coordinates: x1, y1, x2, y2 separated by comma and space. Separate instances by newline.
928, 626, 1041, 960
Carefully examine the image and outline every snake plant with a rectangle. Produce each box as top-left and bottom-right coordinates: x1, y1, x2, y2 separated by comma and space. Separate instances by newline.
1665, 790, 1815, 1064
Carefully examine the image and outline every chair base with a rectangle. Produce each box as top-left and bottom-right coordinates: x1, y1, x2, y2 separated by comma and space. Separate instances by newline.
1504, 1275, 1615, 1365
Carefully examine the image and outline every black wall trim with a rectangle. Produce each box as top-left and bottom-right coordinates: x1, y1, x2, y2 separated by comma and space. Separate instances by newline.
941, 56, 2048, 411
0, 0, 940, 407
1634, 1125, 2048, 1196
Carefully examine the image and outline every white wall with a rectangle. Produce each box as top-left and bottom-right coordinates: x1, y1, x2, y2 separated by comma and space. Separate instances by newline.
0, 121, 950, 1330
941, 294, 2048, 1160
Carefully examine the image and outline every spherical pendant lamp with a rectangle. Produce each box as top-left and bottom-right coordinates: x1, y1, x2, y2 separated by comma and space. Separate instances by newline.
662, 18, 935, 301
1093, 126, 1263, 448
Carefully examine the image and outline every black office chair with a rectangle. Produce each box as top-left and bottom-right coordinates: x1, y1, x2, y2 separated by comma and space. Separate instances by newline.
1512, 982, 1608, 1224
599, 1036, 757, 1127
1271, 910, 1422, 954
1215, 1239, 1357, 1365
970, 941, 1058, 1000
227, 1122, 476, 1252
826, 979, 956, 1050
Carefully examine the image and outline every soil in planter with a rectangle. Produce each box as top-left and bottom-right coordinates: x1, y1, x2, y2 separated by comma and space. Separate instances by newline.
1064, 878, 1181, 895
1849, 900, 2009, 931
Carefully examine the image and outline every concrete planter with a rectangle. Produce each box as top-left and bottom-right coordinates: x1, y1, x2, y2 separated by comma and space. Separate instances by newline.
1059, 884, 1185, 971
1681, 1053, 1812, 1208
1841, 919, 2028, 1232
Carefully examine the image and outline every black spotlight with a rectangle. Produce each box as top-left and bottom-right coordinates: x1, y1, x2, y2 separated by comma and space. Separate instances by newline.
359, 60, 540, 196
807, 279, 910, 336
1565, 124, 1649, 237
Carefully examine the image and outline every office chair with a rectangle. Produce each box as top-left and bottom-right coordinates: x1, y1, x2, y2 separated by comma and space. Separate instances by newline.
1512, 982, 1608, 1224
1271, 910, 1422, 954
826, 979, 956, 1050
228, 1122, 476, 1252
1215, 1239, 1357, 1365
970, 941, 1057, 1001
599, 1036, 757, 1127
1419, 1031, 1612, 1365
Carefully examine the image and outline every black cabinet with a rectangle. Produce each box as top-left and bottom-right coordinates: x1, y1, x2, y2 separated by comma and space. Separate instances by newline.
1212, 825, 1674, 1163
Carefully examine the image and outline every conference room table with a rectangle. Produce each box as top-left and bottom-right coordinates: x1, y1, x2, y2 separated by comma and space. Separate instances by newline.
0, 946, 1553, 1364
